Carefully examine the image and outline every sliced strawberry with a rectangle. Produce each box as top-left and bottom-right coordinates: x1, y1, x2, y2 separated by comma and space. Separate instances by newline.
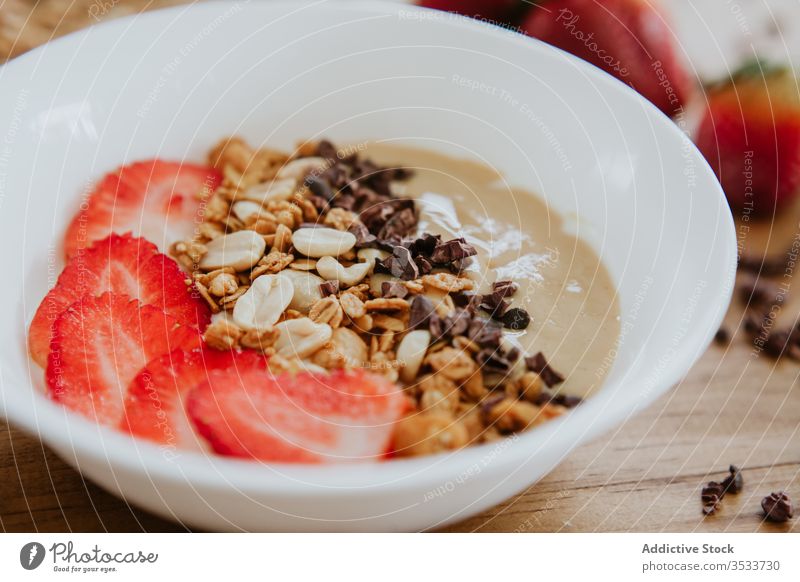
47, 292, 202, 426
121, 348, 268, 451
188, 368, 407, 463
63, 160, 222, 258
29, 233, 211, 367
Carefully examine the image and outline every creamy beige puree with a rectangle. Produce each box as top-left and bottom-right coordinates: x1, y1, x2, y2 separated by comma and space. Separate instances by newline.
363, 143, 620, 397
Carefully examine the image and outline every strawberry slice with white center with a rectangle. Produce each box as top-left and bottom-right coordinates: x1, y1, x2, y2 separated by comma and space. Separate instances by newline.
63, 160, 222, 258
188, 368, 408, 462
47, 292, 202, 426
121, 348, 268, 451
29, 234, 211, 367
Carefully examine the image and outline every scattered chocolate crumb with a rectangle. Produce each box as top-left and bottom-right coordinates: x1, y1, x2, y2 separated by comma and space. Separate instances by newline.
714, 327, 730, 345
501, 307, 531, 330
525, 352, 565, 387
409, 295, 435, 329
702, 481, 725, 516
721, 465, 743, 495
761, 491, 794, 522
319, 280, 339, 297
381, 281, 409, 299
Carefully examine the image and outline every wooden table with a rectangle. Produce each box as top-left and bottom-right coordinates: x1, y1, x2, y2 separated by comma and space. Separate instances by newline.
1, 0, 798, 533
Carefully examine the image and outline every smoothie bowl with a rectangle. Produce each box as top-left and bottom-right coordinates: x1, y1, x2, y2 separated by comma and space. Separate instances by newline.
0, 1, 735, 531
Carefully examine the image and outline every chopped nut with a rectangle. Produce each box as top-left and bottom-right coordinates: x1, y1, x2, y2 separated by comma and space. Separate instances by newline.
422, 272, 475, 293
289, 258, 317, 271
316, 256, 371, 288
194, 281, 220, 313
232, 274, 294, 330
485, 398, 542, 433
292, 227, 357, 258
240, 326, 280, 352
217, 284, 250, 308
418, 374, 459, 414
339, 292, 366, 319
308, 296, 344, 327
200, 230, 266, 271
352, 314, 374, 333
272, 223, 293, 253
274, 317, 333, 359
396, 329, 431, 383
324, 208, 359, 231
204, 318, 243, 350
364, 298, 410, 312
393, 413, 469, 456
276, 156, 328, 181
371, 314, 407, 332
460, 368, 488, 401
311, 327, 369, 369
250, 251, 294, 279
425, 346, 477, 382
208, 272, 239, 297
279, 270, 325, 313
239, 177, 297, 205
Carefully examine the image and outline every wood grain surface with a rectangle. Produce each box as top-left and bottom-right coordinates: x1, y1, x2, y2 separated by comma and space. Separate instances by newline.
0, 0, 798, 533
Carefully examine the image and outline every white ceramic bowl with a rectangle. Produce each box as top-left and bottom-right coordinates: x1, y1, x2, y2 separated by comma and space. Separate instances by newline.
0, 0, 735, 531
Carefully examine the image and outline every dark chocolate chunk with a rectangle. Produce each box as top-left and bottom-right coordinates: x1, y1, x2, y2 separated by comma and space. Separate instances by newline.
761, 492, 794, 522
501, 307, 531, 330
315, 140, 338, 161
306, 176, 333, 201
408, 233, 441, 257
476, 347, 517, 375
381, 281, 409, 299
492, 280, 519, 299
379, 207, 418, 240
468, 317, 503, 348
347, 222, 377, 248
319, 280, 339, 297
430, 237, 478, 265
409, 295, 435, 329
721, 465, 743, 495
378, 245, 419, 280
525, 352, 565, 387
701, 481, 725, 516
479, 291, 510, 319
416, 256, 433, 275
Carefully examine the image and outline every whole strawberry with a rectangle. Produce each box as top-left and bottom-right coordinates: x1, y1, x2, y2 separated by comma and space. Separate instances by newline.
696, 65, 800, 215
417, 0, 521, 22
522, 0, 692, 117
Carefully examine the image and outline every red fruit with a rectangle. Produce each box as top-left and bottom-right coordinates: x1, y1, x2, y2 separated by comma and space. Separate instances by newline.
63, 160, 222, 258
121, 348, 267, 451
696, 66, 800, 215
418, 0, 519, 22
188, 368, 408, 463
47, 292, 202, 426
522, 0, 692, 117
28, 234, 210, 367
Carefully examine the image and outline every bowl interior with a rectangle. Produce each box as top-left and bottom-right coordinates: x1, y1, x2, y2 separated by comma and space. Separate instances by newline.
0, 1, 735, 490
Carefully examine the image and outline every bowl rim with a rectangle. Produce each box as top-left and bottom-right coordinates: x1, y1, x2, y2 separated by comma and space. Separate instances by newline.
0, 0, 736, 494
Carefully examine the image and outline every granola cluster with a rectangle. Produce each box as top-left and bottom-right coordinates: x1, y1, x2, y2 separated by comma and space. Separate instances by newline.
170, 137, 580, 456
